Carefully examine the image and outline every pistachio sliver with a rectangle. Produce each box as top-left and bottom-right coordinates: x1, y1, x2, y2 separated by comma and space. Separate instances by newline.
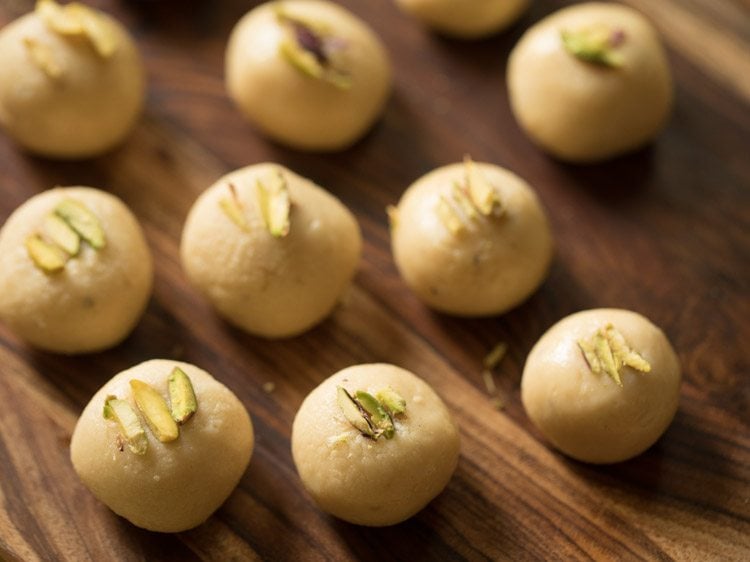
386, 205, 399, 231
42, 213, 80, 255
276, 7, 351, 90
168, 367, 197, 424
355, 390, 394, 438
375, 387, 406, 416
578, 323, 651, 387
66, 4, 117, 58
436, 195, 464, 235
54, 199, 106, 250
23, 37, 63, 79
37, 0, 118, 58
219, 183, 250, 231
336, 386, 375, 437
451, 181, 478, 221
103, 395, 148, 455
36, 0, 84, 34
561, 27, 625, 68
130, 380, 179, 443
464, 156, 502, 216
256, 170, 291, 238
25, 234, 68, 273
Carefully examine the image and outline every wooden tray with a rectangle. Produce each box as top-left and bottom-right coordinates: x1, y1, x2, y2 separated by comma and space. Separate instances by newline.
1, 0, 748, 559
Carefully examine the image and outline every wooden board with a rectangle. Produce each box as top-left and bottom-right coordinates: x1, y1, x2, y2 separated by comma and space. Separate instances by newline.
1, 0, 748, 560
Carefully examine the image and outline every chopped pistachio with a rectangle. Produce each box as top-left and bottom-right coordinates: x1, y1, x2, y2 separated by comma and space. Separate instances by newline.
42, 214, 80, 256
355, 390, 394, 439
375, 387, 406, 416
54, 199, 106, 250
386, 205, 399, 231
276, 7, 351, 89
103, 395, 148, 455
167, 367, 197, 425
36, 0, 118, 58
483, 342, 508, 370
256, 170, 291, 238
577, 323, 651, 386
464, 156, 502, 216
219, 183, 250, 231
130, 380, 179, 442
23, 37, 63, 79
67, 3, 117, 58
451, 181, 479, 221
336, 386, 375, 438
25, 234, 68, 273
481, 369, 497, 395
436, 195, 464, 235
561, 26, 625, 68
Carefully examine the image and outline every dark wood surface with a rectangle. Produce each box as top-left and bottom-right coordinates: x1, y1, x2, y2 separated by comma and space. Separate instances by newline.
1, 0, 748, 560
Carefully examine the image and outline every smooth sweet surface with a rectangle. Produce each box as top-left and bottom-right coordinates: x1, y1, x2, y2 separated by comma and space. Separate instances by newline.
507, 2, 673, 162
391, 162, 553, 316
225, 0, 391, 151
0, 5, 144, 158
0, 187, 152, 353
521, 308, 681, 463
395, 0, 529, 38
292, 363, 460, 526
180, 163, 361, 338
70, 359, 254, 532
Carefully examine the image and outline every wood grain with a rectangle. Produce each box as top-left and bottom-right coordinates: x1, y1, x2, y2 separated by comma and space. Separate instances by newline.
0, 0, 748, 560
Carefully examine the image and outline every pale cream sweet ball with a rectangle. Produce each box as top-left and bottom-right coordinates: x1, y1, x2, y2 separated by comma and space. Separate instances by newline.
521, 308, 681, 464
390, 159, 553, 316
0, 0, 145, 159
181, 163, 362, 338
225, 0, 392, 151
71, 359, 254, 532
394, 0, 530, 39
292, 363, 460, 526
0, 187, 153, 354
507, 2, 673, 162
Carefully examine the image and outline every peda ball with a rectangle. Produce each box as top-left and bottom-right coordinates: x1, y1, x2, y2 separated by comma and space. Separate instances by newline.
390, 159, 553, 316
521, 309, 681, 464
180, 163, 361, 338
0, 0, 145, 159
292, 363, 460, 526
225, 0, 392, 151
0, 187, 153, 354
394, 0, 530, 39
507, 2, 673, 162
71, 359, 254, 532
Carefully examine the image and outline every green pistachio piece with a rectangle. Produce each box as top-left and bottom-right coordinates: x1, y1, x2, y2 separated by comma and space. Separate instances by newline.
436, 195, 464, 235
130, 380, 179, 443
37, 0, 118, 58
103, 395, 148, 455
42, 213, 80, 256
578, 323, 651, 386
256, 170, 291, 238
54, 199, 106, 250
219, 183, 250, 231
337, 386, 375, 437
168, 367, 197, 424
375, 387, 406, 416
386, 205, 399, 231
451, 181, 479, 221
464, 156, 502, 216
561, 26, 625, 68
25, 234, 68, 273
355, 390, 394, 439
276, 7, 352, 89
23, 36, 63, 79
